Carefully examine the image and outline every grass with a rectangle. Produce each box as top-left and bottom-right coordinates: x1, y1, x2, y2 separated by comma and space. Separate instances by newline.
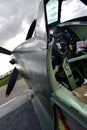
0, 74, 22, 87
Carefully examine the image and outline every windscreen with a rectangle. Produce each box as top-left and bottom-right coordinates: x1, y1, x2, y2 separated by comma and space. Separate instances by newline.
61, 0, 87, 22
46, 0, 58, 24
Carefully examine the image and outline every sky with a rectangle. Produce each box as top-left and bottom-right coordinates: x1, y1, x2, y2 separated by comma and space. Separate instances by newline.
0, 0, 38, 76
0, 0, 87, 76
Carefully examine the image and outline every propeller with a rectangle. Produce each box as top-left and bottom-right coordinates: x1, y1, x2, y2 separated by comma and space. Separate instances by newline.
0, 19, 37, 96
6, 67, 18, 96
0, 47, 12, 55
26, 19, 37, 40
80, 0, 87, 5
0, 47, 19, 96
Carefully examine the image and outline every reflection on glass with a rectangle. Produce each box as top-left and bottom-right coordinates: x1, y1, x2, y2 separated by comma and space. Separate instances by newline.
46, 0, 58, 24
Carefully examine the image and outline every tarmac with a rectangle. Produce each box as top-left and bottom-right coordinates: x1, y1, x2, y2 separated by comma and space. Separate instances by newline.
0, 78, 29, 105
0, 79, 42, 130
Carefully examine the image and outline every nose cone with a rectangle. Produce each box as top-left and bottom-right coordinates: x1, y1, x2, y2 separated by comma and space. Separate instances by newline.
9, 58, 16, 65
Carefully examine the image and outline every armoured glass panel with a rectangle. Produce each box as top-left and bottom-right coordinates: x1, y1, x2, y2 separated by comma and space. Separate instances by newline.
46, 0, 58, 24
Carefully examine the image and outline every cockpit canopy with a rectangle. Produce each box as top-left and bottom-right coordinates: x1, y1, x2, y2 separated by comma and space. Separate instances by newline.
46, 0, 87, 25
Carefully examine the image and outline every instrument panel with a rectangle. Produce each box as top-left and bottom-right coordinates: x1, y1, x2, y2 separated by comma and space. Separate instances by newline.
49, 26, 79, 61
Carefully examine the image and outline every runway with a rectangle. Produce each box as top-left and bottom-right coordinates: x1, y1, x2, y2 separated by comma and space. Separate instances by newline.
0, 78, 53, 130
0, 78, 29, 105
0, 79, 42, 130
0, 79, 53, 130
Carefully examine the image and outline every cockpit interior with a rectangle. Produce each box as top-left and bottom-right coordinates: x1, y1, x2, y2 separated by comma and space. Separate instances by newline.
50, 23, 87, 89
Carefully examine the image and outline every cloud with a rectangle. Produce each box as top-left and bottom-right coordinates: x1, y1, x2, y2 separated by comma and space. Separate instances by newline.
0, 53, 14, 76
0, 0, 41, 75
0, 0, 41, 45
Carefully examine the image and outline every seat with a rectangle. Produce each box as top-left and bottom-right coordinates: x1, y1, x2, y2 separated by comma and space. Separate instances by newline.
72, 84, 87, 104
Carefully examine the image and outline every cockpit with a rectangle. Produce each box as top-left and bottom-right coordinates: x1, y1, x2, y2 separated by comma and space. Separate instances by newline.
46, 0, 87, 104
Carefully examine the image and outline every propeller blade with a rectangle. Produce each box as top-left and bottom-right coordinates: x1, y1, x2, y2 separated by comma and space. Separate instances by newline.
80, 0, 87, 5
0, 47, 12, 55
26, 19, 37, 40
6, 67, 19, 96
